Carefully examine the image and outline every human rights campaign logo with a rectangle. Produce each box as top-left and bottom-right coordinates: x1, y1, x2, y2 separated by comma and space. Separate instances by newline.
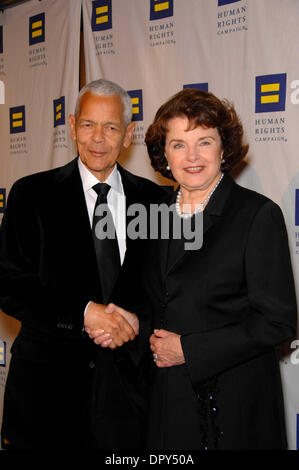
296, 190, 299, 227
10, 106, 26, 134
0, 26, 3, 54
0, 189, 6, 214
127, 90, 143, 122
255, 74, 287, 113
218, 0, 241, 5
92, 0, 112, 31
0, 341, 6, 367
150, 0, 173, 21
183, 83, 209, 92
53, 96, 65, 127
29, 13, 45, 46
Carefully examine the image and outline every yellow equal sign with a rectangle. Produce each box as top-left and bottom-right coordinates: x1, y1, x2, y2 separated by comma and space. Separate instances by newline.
0, 193, 3, 208
96, 5, 108, 24
56, 103, 62, 121
131, 97, 139, 114
31, 19, 43, 38
12, 112, 23, 128
260, 83, 280, 104
0, 345, 4, 362
155, 1, 169, 12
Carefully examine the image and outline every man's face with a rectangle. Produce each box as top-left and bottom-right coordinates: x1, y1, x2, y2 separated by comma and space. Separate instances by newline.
69, 91, 134, 181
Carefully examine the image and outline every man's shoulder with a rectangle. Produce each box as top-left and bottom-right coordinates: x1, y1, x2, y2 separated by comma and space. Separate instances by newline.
11, 159, 77, 193
118, 165, 172, 204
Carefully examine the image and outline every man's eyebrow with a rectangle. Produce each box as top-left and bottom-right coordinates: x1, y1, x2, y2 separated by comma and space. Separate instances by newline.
103, 121, 121, 127
78, 118, 95, 124
78, 119, 121, 127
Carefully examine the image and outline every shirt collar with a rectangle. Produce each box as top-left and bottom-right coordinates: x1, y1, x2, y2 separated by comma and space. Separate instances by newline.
78, 157, 123, 195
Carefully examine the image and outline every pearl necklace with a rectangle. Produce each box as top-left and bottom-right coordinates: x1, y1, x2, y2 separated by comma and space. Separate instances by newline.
176, 173, 224, 219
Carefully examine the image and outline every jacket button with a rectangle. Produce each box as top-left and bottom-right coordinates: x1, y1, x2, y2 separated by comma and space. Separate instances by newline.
88, 361, 95, 369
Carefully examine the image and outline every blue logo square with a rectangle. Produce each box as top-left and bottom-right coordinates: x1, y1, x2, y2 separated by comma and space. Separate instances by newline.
218, 0, 241, 5
295, 190, 299, 226
255, 73, 287, 113
0, 26, 3, 54
0, 189, 6, 214
53, 96, 65, 128
150, 0, 173, 21
92, 0, 112, 32
183, 83, 209, 92
0, 341, 6, 367
127, 89, 143, 122
29, 13, 45, 46
10, 106, 26, 134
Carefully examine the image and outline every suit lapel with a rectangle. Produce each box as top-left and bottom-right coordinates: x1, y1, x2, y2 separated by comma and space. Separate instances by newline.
158, 190, 176, 278
161, 172, 235, 277
54, 158, 100, 279
54, 158, 91, 233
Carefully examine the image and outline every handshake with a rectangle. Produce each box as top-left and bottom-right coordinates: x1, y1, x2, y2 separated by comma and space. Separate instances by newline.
84, 302, 186, 368
84, 301, 139, 349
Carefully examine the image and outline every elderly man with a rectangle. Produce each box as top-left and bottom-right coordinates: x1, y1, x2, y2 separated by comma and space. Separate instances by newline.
0, 79, 165, 450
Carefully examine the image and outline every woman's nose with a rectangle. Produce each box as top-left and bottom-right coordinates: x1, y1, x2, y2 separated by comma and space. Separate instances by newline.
186, 146, 198, 162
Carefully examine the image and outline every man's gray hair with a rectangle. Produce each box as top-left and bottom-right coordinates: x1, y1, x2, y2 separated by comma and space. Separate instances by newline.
75, 79, 132, 127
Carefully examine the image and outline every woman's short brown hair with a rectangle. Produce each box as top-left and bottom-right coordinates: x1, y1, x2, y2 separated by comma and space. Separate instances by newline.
145, 88, 249, 180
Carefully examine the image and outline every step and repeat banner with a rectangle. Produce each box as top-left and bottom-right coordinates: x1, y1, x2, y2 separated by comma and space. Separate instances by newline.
1, 0, 299, 449
0, 0, 82, 443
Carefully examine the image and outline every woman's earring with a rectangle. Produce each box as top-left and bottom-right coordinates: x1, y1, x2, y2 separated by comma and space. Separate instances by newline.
165, 154, 170, 171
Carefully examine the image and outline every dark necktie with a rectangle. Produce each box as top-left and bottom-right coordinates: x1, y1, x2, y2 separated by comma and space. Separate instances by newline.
92, 182, 121, 303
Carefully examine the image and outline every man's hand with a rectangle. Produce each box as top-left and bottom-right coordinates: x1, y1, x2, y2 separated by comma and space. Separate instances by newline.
150, 329, 185, 368
84, 302, 136, 349
105, 303, 139, 335
84, 302, 139, 349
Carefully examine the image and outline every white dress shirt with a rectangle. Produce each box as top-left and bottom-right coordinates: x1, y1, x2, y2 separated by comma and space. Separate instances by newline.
78, 157, 127, 264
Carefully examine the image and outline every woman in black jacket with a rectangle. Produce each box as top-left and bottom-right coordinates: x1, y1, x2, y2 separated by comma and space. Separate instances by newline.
90, 88, 297, 450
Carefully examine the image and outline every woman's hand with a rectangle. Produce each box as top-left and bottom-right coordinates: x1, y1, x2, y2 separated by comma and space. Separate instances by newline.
150, 329, 185, 367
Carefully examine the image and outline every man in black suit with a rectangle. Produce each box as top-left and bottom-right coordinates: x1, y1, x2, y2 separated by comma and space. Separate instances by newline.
0, 79, 164, 449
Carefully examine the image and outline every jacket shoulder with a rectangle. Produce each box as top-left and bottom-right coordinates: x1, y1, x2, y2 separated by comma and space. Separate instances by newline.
231, 180, 278, 212
119, 165, 171, 203
12, 167, 61, 189
228, 181, 286, 231
9, 160, 76, 195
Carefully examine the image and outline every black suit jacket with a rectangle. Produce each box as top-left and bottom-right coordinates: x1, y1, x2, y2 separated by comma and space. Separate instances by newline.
115, 172, 297, 450
0, 157, 166, 449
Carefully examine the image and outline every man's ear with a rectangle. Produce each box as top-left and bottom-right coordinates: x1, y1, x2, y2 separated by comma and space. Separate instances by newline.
123, 122, 135, 148
68, 114, 77, 141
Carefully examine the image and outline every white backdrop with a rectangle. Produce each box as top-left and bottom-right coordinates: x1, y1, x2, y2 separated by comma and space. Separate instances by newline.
0, 0, 299, 450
